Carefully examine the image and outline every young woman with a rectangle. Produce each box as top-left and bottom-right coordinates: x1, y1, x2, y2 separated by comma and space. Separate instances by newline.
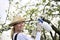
9, 16, 41, 40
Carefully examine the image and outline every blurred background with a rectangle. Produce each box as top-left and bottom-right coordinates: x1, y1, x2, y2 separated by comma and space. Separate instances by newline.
0, 0, 60, 40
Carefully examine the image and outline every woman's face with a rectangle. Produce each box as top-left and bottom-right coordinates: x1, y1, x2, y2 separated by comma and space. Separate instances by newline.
14, 22, 25, 32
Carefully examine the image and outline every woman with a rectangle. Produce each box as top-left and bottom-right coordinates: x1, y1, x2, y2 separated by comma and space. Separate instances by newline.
9, 16, 41, 40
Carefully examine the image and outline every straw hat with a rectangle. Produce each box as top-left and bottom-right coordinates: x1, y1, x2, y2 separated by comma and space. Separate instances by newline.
9, 16, 25, 26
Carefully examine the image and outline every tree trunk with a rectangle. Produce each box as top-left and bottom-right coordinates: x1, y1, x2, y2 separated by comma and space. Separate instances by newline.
43, 29, 46, 40
53, 32, 56, 40
59, 35, 60, 40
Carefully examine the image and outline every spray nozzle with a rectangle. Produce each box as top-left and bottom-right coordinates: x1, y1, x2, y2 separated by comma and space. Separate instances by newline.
38, 18, 43, 23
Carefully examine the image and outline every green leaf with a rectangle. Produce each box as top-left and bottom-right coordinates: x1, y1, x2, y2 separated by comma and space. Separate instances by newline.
9, 0, 13, 1
43, 0, 46, 2
15, 2, 19, 4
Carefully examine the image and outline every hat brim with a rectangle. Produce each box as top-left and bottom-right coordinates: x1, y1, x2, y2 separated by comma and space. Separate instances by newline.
9, 21, 25, 26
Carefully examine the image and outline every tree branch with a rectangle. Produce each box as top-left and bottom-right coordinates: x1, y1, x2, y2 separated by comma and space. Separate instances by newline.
43, 18, 60, 35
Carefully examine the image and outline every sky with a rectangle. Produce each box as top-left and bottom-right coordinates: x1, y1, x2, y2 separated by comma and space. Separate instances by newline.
0, 0, 9, 24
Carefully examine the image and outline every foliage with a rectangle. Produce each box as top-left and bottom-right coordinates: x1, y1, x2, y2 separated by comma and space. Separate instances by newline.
0, 0, 60, 40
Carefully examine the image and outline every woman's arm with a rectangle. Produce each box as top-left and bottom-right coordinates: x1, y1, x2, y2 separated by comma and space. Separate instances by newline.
35, 31, 41, 40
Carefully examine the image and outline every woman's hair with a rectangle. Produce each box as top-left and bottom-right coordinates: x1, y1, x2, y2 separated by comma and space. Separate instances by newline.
11, 27, 15, 39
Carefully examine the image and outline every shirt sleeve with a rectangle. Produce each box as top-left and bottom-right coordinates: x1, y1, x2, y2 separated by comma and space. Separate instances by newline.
35, 32, 41, 40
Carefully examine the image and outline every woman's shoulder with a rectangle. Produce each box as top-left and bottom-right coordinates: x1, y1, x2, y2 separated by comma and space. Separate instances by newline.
18, 32, 27, 37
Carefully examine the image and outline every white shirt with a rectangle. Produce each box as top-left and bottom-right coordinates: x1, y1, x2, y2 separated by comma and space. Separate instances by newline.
13, 32, 41, 40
